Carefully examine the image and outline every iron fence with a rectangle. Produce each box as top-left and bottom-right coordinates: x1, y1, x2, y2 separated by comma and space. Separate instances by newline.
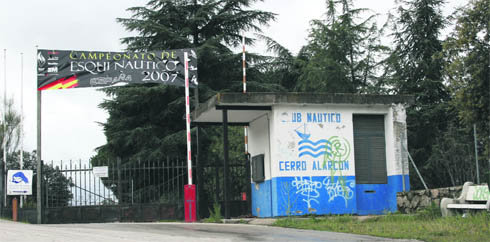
44, 158, 187, 209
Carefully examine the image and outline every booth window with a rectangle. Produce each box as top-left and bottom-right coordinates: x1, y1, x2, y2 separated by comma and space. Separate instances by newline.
252, 154, 265, 183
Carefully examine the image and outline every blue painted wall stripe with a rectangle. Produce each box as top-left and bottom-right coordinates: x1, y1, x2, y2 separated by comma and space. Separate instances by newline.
252, 175, 410, 217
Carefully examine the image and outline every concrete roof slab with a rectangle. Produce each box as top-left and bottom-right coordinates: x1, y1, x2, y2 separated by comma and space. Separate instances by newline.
192, 92, 414, 125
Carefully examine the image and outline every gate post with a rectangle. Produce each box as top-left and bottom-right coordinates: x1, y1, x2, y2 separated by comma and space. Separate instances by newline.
117, 158, 122, 204
245, 154, 252, 214
12, 197, 18, 222
222, 109, 230, 219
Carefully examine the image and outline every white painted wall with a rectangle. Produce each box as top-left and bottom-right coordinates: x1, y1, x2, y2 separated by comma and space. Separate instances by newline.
390, 104, 409, 176
271, 105, 356, 178
247, 104, 408, 181
248, 113, 272, 180
265, 104, 408, 179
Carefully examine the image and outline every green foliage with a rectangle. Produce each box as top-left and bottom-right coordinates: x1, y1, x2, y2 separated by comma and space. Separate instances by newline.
93, 0, 276, 163
204, 202, 223, 223
385, 0, 449, 189
442, 0, 489, 177
0, 98, 21, 155
415, 202, 441, 220
295, 0, 387, 93
117, 0, 276, 92
427, 120, 477, 186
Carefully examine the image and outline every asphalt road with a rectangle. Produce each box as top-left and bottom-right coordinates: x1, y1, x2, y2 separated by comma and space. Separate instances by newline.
0, 219, 419, 242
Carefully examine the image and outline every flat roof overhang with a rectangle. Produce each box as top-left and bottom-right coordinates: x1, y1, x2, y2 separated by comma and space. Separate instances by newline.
192, 92, 414, 125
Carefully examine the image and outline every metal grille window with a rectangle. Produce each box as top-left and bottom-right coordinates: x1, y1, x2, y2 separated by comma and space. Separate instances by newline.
353, 115, 388, 184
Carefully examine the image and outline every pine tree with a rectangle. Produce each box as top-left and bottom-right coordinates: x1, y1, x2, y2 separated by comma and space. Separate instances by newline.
92, 0, 275, 163
385, 0, 449, 188
296, 0, 386, 93
442, 0, 489, 183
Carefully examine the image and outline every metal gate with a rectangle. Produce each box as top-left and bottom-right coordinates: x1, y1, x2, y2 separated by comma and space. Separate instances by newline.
42, 157, 250, 223
43, 158, 186, 223
196, 159, 251, 219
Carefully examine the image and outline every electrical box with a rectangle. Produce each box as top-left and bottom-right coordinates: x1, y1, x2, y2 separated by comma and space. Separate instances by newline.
184, 184, 196, 222
252, 154, 265, 183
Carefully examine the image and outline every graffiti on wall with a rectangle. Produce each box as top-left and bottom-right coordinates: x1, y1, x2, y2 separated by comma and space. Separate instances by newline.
289, 176, 355, 211
291, 176, 322, 212
323, 177, 355, 204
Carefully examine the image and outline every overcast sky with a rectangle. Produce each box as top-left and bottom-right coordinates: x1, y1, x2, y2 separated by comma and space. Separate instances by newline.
0, 0, 465, 163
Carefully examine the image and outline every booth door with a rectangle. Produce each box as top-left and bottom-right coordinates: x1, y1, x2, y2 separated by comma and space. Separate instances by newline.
353, 115, 389, 215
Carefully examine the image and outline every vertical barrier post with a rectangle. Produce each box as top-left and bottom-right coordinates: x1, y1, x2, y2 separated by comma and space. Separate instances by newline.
184, 52, 196, 222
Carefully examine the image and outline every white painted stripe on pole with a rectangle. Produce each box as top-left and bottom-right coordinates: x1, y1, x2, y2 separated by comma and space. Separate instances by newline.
185, 52, 192, 185
242, 32, 246, 94
242, 32, 249, 155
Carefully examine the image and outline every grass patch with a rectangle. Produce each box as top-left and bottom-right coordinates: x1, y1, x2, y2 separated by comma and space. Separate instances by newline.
158, 219, 181, 223
273, 209, 490, 242
202, 202, 223, 223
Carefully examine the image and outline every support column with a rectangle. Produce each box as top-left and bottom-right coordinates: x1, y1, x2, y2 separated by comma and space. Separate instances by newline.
36, 90, 42, 224
222, 109, 230, 219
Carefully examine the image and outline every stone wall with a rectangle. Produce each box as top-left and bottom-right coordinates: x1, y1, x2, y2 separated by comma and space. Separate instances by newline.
397, 186, 463, 213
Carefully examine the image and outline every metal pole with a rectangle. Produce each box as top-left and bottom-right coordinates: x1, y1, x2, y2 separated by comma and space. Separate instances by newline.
3, 49, 7, 208
20, 52, 24, 208
473, 124, 480, 184
117, 158, 122, 204
36, 47, 43, 224
222, 109, 230, 219
0, 50, 4, 212
403, 144, 429, 191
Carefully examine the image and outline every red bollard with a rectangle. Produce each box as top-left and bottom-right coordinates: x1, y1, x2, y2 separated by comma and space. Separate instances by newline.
12, 197, 18, 222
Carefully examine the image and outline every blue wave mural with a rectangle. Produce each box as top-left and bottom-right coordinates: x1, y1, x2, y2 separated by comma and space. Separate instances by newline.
295, 127, 331, 158
299, 151, 326, 158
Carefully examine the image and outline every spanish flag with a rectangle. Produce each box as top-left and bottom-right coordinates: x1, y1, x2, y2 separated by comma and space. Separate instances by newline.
38, 75, 79, 91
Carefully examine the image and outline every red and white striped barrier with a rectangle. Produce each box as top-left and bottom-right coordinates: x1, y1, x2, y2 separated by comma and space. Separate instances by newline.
242, 33, 249, 155
184, 52, 192, 185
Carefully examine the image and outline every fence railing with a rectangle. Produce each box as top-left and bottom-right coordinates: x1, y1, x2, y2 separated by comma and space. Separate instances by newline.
45, 158, 187, 208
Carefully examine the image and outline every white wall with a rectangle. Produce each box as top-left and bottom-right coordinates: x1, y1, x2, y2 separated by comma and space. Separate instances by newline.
247, 104, 408, 180
267, 104, 407, 179
248, 112, 272, 180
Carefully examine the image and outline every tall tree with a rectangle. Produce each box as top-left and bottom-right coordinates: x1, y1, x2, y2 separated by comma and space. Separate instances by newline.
444, 0, 489, 131
92, 0, 275, 163
117, 0, 275, 92
385, 0, 449, 188
296, 0, 386, 93
91, 1, 276, 206
442, 0, 489, 183
0, 98, 21, 156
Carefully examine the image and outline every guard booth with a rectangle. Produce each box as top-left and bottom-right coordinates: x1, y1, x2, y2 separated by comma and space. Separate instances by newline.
193, 93, 413, 217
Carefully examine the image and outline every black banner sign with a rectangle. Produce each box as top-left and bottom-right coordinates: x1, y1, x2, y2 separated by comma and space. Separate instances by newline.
37, 49, 197, 90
